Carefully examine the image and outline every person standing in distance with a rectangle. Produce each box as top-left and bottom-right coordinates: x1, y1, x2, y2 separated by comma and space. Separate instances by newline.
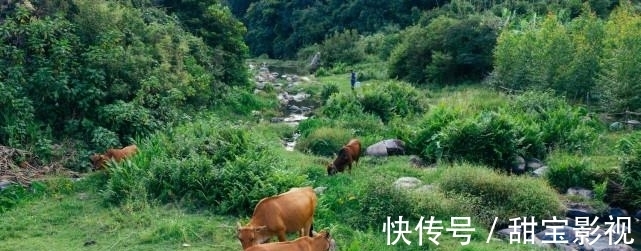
350, 70, 357, 91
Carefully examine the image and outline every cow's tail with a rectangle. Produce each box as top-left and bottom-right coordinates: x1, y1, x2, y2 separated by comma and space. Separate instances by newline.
309, 224, 314, 237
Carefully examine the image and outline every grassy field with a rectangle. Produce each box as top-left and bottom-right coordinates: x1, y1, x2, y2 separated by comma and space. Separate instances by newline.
1, 62, 637, 251
0, 156, 556, 251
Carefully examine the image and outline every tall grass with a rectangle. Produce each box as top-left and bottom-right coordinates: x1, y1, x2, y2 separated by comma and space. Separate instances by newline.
439, 164, 565, 228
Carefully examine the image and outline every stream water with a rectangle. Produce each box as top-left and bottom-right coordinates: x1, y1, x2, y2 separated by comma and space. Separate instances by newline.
253, 63, 316, 151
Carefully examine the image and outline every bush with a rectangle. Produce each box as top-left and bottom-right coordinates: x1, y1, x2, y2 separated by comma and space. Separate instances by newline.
359, 89, 394, 123
319, 29, 365, 67
320, 83, 340, 105
388, 15, 498, 85
222, 86, 277, 116
322, 80, 426, 124
510, 91, 601, 153
438, 111, 519, 169
439, 164, 565, 228
616, 132, 641, 209
295, 127, 353, 157
545, 152, 598, 193
349, 182, 416, 231
297, 117, 334, 138
334, 113, 384, 138
406, 105, 462, 161
104, 117, 308, 215
322, 92, 364, 119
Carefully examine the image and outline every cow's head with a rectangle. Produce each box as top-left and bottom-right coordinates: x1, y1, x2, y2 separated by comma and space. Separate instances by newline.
236, 222, 268, 249
90, 154, 107, 171
327, 163, 338, 176
313, 230, 333, 251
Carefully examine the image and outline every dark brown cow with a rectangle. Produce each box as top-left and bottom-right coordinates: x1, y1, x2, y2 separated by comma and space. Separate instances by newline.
90, 144, 138, 171
244, 230, 332, 251
327, 139, 361, 176
237, 187, 317, 250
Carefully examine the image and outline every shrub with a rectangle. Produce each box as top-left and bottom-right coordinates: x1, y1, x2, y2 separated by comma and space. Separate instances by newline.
297, 117, 334, 138
493, 10, 604, 102
319, 29, 365, 67
320, 83, 340, 105
90, 126, 121, 151
349, 182, 416, 231
545, 152, 595, 193
334, 113, 384, 138
439, 164, 565, 228
598, 2, 641, 112
407, 105, 462, 161
359, 89, 394, 123
222, 86, 277, 116
105, 117, 308, 215
388, 15, 498, 85
322, 92, 364, 119
510, 90, 601, 153
295, 127, 353, 157
616, 132, 641, 209
439, 111, 519, 169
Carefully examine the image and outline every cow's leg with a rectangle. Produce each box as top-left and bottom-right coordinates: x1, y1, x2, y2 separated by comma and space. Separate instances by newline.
302, 217, 313, 237
277, 231, 287, 242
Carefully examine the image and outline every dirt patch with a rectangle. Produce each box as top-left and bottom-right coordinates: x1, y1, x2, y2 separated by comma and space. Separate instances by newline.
0, 145, 80, 187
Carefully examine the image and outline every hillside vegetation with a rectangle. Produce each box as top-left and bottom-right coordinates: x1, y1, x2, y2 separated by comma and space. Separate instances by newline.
1, 0, 641, 250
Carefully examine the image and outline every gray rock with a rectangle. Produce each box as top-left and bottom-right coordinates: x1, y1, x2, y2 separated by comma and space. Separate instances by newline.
598, 245, 635, 251
532, 165, 549, 177
314, 186, 327, 195
610, 122, 624, 131
608, 207, 629, 219
535, 226, 576, 243
0, 180, 14, 190
526, 158, 545, 169
511, 156, 526, 174
409, 155, 429, 168
270, 117, 284, 123
567, 187, 595, 199
566, 202, 599, 219
366, 139, 406, 157
393, 177, 422, 190
496, 227, 522, 240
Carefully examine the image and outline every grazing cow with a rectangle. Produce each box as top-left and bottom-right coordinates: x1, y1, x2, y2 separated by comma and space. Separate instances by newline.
237, 187, 317, 250
244, 230, 332, 251
90, 144, 138, 171
327, 139, 361, 176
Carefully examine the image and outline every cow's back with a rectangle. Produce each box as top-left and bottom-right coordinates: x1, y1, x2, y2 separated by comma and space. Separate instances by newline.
106, 144, 138, 161
251, 187, 317, 232
343, 139, 361, 163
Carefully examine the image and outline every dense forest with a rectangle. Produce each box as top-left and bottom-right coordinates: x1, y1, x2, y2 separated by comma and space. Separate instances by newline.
2, 0, 641, 250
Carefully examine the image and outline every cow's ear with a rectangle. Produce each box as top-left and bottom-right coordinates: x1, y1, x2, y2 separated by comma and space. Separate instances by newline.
255, 226, 267, 232
236, 222, 242, 230
325, 231, 331, 239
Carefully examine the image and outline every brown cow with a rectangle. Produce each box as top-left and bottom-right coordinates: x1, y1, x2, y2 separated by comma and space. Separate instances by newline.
327, 139, 361, 176
244, 230, 332, 251
90, 144, 138, 171
237, 187, 317, 250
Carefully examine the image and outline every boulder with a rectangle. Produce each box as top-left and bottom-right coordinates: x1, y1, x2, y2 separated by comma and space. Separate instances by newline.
532, 166, 549, 177
567, 187, 594, 199
314, 186, 327, 195
393, 177, 422, 190
409, 155, 430, 168
510, 156, 526, 174
366, 139, 406, 157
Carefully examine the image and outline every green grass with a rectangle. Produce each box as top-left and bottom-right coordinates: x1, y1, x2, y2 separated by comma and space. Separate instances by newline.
0, 65, 629, 251
0, 177, 241, 251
